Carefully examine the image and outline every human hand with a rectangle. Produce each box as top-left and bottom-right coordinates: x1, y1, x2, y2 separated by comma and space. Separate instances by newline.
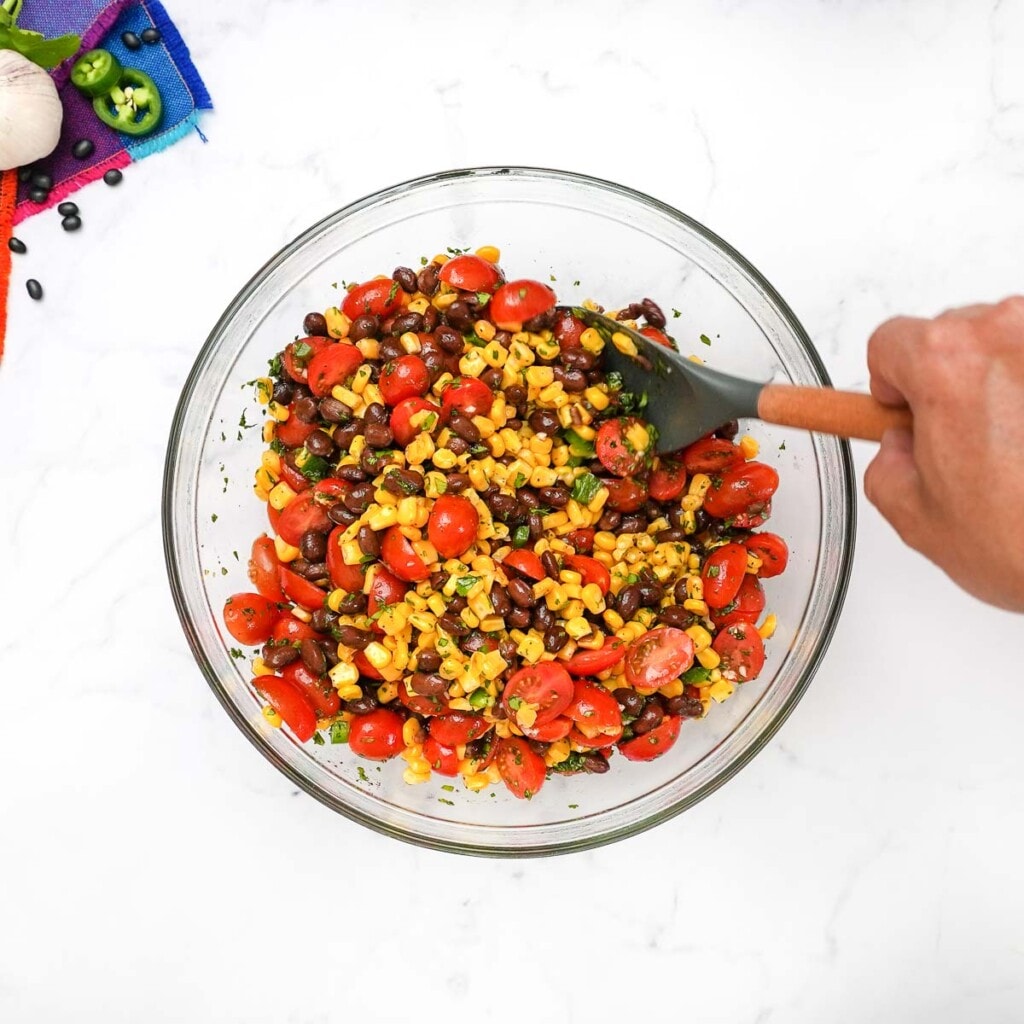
864, 297, 1024, 612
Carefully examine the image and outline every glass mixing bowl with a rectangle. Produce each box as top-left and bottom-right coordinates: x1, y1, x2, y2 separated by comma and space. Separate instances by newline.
163, 167, 855, 856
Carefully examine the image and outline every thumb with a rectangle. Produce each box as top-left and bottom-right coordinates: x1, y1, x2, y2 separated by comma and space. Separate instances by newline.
863, 428, 930, 551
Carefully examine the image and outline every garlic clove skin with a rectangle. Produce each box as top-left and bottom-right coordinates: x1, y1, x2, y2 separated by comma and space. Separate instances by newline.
0, 49, 64, 172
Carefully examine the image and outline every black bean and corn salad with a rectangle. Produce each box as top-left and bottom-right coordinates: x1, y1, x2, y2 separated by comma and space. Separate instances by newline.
221, 247, 789, 799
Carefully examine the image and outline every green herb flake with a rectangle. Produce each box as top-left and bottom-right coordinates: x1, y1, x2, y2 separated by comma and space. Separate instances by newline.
507, 696, 523, 711
563, 428, 596, 459
605, 371, 623, 391
330, 720, 350, 744
700, 334, 712, 346
356, 766, 369, 782
672, 308, 682, 318
573, 279, 580, 287
475, 291, 491, 307
779, 441, 787, 451
298, 452, 332, 483
268, 354, 283, 377
387, 279, 400, 304
438, 797, 455, 806
514, 472, 528, 489
441, 784, 455, 792
420, 256, 428, 266
229, 647, 245, 660
211, 513, 218, 523
292, 340, 314, 361
312, 732, 325, 746
682, 664, 712, 684
455, 575, 481, 597
570, 472, 602, 506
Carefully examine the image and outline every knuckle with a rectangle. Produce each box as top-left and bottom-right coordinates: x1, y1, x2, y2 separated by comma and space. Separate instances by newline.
996, 294, 1024, 324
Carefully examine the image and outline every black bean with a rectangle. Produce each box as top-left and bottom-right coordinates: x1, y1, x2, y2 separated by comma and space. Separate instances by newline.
533, 604, 555, 631
31, 172, 52, 191
409, 672, 448, 697
360, 448, 394, 475
448, 436, 470, 458
544, 625, 569, 653
363, 402, 388, 425
103, 169, 123, 186
507, 577, 537, 609
335, 465, 366, 485
560, 348, 595, 370
460, 632, 493, 655
582, 753, 610, 774
263, 644, 300, 670
487, 493, 522, 522
658, 605, 698, 629
613, 687, 645, 717
586, 369, 604, 386
445, 472, 471, 493
657, 528, 689, 543
327, 505, 357, 526
448, 595, 468, 613
644, 500, 663, 521
336, 625, 373, 650
305, 430, 335, 458
518, 489, 540, 509
392, 266, 418, 293
523, 308, 555, 332
356, 524, 380, 558
665, 696, 705, 718
617, 585, 641, 621
641, 297, 667, 330
490, 586, 512, 618
271, 378, 294, 404
444, 300, 474, 331
638, 582, 664, 606
293, 559, 329, 583
507, 606, 533, 629
345, 694, 380, 715
716, 419, 740, 440
416, 649, 442, 672
541, 551, 561, 580
383, 468, 423, 496
538, 486, 570, 508
417, 263, 440, 295
141, 26, 162, 43
320, 640, 340, 668
421, 348, 448, 382
364, 423, 393, 448
57, 202, 79, 217
303, 312, 329, 336
8, 237, 26, 255
122, 30, 142, 49
449, 412, 480, 443
617, 303, 644, 321
553, 366, 587, 392
391, 311, 424, 335
429, 570, 449, 592
421, 306, 439, 332
504, 384, 527, 408
438, 613, 470, 637
528, 410, 559, 436
528, 511, 544, 541
317, 396, 352, 424
28, 187, 49, 204
499, 637, 518, 666
620, 514, 646, 534
633, 702, 665, 736
598, 511, 622, 532
300, 530, 328, 562
668, 508, 687, 530
292, 395, 319, 423
72, 138, 95, 160
18, 167, 32, 183
26, 280, 43, 301
694, 509, 713, 534
380, 315, 397, 337
300, 638, 328, 675
348, 314, 379, 342
480, 367, 504, 390
344, 483, 375, 514
310, 607, 338, 633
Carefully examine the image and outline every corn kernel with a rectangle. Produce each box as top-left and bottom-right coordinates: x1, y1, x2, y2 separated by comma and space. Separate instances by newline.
377, 682, 399, 704
325, 306, 351, 338
366, 504, 399, 531
363, 642, 391, 670
689, 473, 712, 498
709, 679, 735, 703
686, 625, 713, 653
564, 616, 592, 640
697, 647, 721, 671
611, 331, 637, 356
329, 661, 359, 688
517, 633, 545, 664
273, 538, 300, 564
399, 331, 422, 354
251, 656, 274, 677
739, 435, 760, 459
583, 386, 609, 411
746, 552, 763, 574
336, 682, 363, 702
581, 583, 606, 614
254, 377, 273, 405
659, 679, 685, 699
683, 598, 709, 616
268, 400, 289, 422
475, 244, 500, 263
268, 481, 297, 510
758, 613, 777, 640
525, 365, 554, 388
262, 419, 276, 443
579, 327, 605, 354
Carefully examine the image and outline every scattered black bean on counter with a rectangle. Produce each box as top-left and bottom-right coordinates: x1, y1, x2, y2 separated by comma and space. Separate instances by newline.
58, 202, 79, 218
141, 27, 161, 43
122, 31, 142, 49
72, 139, 95, 161
26, 280, 43, 301
103, 169, 124, 186
8, 238, 26, 255
62, 215, 83, 232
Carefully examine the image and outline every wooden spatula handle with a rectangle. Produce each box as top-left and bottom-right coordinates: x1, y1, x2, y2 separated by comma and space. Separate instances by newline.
758, 384, 913, 442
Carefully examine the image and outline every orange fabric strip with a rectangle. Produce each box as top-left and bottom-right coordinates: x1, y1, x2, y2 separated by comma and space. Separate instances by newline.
0, 169, 17, 364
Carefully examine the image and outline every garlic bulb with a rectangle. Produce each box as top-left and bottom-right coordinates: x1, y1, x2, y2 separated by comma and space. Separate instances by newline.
0, 49, 63, 171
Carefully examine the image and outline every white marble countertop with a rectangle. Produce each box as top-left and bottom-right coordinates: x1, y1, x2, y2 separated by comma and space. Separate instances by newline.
3, 1, 1024, 1020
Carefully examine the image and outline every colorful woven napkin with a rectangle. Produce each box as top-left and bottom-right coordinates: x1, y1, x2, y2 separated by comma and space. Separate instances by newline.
0, 0, 211, 356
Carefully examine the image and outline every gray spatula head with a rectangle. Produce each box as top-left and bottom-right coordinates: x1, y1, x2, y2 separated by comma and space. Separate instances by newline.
568, 307, 768, 453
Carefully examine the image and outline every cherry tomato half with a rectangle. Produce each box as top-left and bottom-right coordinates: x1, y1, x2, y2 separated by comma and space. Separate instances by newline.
566, 527, 595, 553
713, 621, 766, 683
248, 535, 285, 602
743, 532, 789, 578
379, 355, 430, 406
702, 462, 779, 520
353, 650, 384, 681
380, 526, 430, 583
701, 542, 748, 610
396, 680, 449, 717
427, 494, 479, 560
274, 412, 318, 449
342, 278, 404, 321
277, 457, 311, 494
618, 714, 681, 761
520, 716, 574, 743
307, 342, 363, 398
281, 660, 340, 718
648, 460, 687, 502
604, 477, 647, 513
565, 638, 626, 676
639, 325, 673, 349
438, 253, 503, 293
502, 662, 574, 727
254, 676, 317, 743
282, 337, 330, 383
271, 614, 321, 645
490, 279, 556, 328
326, 525, 366, 594
366, 565, 408, 623
563, 554, 611, 596
495, 736, 547, 800
553, 308, 585, 348
624, 627, 695, 694
567, 681, 623, 740
422, 735, 460, 776
732, 504, 772, 529
712, 573, 765, 628
428, 712, 491, 747
348, 708, 405, 760
596, 417, 650, 477
278, 566, 326, 611
223, 593, 279, 645
276, 492, 331, 548
390, 396, 439, 447
682, 437, 744, 476
441, 377, 493, 419
502, 549, 545, 581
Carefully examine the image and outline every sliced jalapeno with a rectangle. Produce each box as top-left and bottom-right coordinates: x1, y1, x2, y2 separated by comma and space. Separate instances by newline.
70, 49, 123, 98
92, 68, 163, 137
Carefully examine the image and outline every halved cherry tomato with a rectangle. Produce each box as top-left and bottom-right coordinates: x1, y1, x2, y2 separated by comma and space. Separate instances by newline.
648, 460, 687, 502
282, 336, 330, 383
502, 662, 574, 727
281, 660, 340, 717
713, 573, 765, 628
563, 554, 611, 596
490, 279, 556, 328
429, 712, 491, 747
325, 525, 366, 594
502, 548, 545, 581
713, 621, 766, 683
396, 680, 449, 717
342, 278, 404, 321
438, 253, 503, 293
596, 417, 649, 477
380, 525, 430, 583
353, 650, 384, 681
744, 532, 789, 577
254, 675, 317, 742
307, 342, 363, 398
279, 566, 326, 610
682, 437, 744, 476
276, 491, 331, 547
521, 716, 573, 743
427, 494, 479, 560
366, 565, 408, 623
566, 527, 595, 553
274, 413, 318, 449
441, 377, 493, 419
553, 308, 586, 348
422, 734, 460, 776
348, 708, 405, 760
565, 638, 626, 676
567, 681, 623, 739
495, 736, 546, 800
223, 593, 279, 645
248, 535, 285, 601
267, 503, 282, 535
618, 715, 681, 761
313, 478, 350, 504
390, 396, 439, 446
379, 354, 430, 406
732, 504, 772, 529
272, 614, 321, 645
703, 462, 779, 519
701, 542, 748, 610
604, 477, 647, 513
277, 457, 311, 493
639, 325, 673, 349
624, 627, 695, 694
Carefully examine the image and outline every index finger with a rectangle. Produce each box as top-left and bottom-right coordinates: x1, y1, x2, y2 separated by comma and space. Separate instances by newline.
866, 315, 927, 407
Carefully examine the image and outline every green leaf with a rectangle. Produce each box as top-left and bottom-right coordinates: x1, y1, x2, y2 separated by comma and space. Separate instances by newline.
312, 732, 326, 746
298, 452, 332, 482
513, 473, 527, 489
700, 334, 712, 346
563, 428, 595, 459
618, 390, 648, 415
455, 575, 480, 597
475, 291, 491, 307
570, 472, 602, 506
0, 23, 80, 67
682, 665, 711, 684
329, 720, 350, 744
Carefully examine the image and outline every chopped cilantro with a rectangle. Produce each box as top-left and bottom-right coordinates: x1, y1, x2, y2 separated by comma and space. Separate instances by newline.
312, 732, 325, 746
568, 803, 579, 809
387, 279, 400, 304
617, 390, 648, 415
446, 245, 469, 255
455, 575, 481, 597
211, 513, 218, 523
292, 340, 313, 361
779, 441, 787, 451
475, 291, 491, 307
438, 798, 455, 806
507, 696, 523, 711
549, 751, 589, 774
514, 472, 528, 489
700, 334, 712, 346
605, 371, 623, 391
220, 567, 228, 576
268, 354, 283, 377
229, 647, 245, 660
330, 720, 350, 744
298, 452, 332, 483
465, 331, 487, 348
441, 784, 455, 792
356, 766, 369, 782
573, 279, 580, 287
549, 274, 557, 282
682, 665, 711, 684
420, 255, 428, 266
469, 443, 489, 455
672, 308, 682, 318
570, 472, 602, 506
269, 438, 286, 455
626, 573, 639, 584
706, 565, 720, 578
